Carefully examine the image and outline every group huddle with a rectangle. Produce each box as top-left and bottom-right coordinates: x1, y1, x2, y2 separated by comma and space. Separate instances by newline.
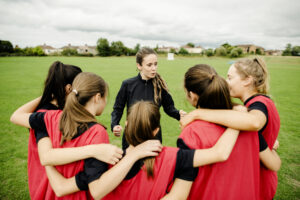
11, 47, 281, 200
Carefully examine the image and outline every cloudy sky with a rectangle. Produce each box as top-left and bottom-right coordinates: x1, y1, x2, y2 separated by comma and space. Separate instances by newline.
0, 0, 299, 50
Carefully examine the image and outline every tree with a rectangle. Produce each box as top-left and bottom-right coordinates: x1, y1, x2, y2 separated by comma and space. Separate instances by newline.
187, 43, 195, 48
291, 46, 300, 56
110, 41, 126, 56
61, 48, 78, 56
33, 47, 46, 56
0, 40, 14, 53
97, 38, 110, 56
282, 43, 292, 56
255, 48, 262, 55
133, 43, 140, 54
178, 48, 189, 55
215, 46, 227, 56
229, 48, 243, 58
205, 48, 214, 57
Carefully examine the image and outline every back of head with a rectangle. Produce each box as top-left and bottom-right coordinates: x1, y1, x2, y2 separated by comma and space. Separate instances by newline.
37, 61, 82, 110
184, 64, 233, 109
234, 57, 269, 94
59, 72, 108, 145
125, 101, 160, 178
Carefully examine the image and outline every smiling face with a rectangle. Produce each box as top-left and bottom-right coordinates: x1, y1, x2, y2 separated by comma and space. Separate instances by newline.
226, 64, 246, 99
137, 54, 158, 80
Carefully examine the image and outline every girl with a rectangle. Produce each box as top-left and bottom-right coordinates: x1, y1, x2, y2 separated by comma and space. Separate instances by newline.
27, 61, 82, 199
181, 58, 280, 199
47, 101, 241, 200
111, 47, 186, 149
177, 64, 280, 199
11, 72, 161, 199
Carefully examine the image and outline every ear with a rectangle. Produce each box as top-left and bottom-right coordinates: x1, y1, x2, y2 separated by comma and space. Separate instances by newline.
137, 63, 142, 71
153, 127, 160, 136
242, 76, 254, 87
94, 93, 101, 103
65, 84, 72, 95
189, 91, 199, 104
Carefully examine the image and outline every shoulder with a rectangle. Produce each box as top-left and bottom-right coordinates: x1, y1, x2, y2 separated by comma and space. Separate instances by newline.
43, 110, 62, 121
86, 123, 109, 144
123, 75, 139, 85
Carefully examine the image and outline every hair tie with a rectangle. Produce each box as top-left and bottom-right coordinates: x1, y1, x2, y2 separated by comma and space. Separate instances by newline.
72, 89, 78, 95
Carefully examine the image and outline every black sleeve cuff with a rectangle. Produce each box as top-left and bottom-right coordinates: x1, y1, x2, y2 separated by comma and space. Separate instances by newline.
75, 171, 88, 191
259, 132, 268, 152
29, 112, 46, 131
174, 149, 198, 181
34, 130, 49, 144
177, 138, 190, 149
84, 158, 108, 184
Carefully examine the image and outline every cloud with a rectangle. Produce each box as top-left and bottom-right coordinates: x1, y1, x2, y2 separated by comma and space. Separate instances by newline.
0, 0, 299, 49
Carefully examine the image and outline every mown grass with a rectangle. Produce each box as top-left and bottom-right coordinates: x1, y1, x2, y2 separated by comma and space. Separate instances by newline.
0, 56, 299, 199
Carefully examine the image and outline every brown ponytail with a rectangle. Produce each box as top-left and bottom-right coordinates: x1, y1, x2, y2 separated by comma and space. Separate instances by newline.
59, 72, 108, 145
184, 64, 233, 109
125, 101, 160, 178
136, 47, 169, 105
234, 57, 269, 94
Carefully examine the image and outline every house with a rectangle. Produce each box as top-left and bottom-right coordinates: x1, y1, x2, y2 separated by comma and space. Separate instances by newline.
236, 44, 265, 54
77, 44, 97, 55
181, 45, 204, 54
38, 44, 59, 55
61, 44, 79, 50
265, 50, 282, 56
157, 46, 178, 53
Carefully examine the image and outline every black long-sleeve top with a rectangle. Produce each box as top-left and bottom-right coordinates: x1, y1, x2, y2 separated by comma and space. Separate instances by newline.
111, 73, 180, 131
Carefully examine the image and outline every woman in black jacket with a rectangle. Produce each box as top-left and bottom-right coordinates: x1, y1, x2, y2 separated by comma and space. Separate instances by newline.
111, 47, 185, 149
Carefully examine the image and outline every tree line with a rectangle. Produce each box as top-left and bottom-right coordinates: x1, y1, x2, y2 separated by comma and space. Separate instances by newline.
1, 39, 299, 57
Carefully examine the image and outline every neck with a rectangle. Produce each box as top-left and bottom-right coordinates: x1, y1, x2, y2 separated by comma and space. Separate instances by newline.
140, 72, 150, 80
84, 102, 96, 116
241, 90, 258, 103
50, 99, 58, 107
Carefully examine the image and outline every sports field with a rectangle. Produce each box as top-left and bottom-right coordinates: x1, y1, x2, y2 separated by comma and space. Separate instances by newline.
0, 56, 299, 199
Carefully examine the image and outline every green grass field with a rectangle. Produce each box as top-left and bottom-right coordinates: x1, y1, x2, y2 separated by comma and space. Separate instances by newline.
0, 56, 299, 199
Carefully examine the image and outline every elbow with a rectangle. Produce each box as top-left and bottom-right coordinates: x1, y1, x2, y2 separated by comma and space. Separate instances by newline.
250, 121, 261, 131
10, 113, 17, 124
272, 159, 282, 172
216, 147, 230, 162
90, 190, 101, 200
52, 182, 67, 197
39, 156, 50, 166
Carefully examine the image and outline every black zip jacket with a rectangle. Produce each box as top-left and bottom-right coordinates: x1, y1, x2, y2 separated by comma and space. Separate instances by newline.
111, 73, 180, 131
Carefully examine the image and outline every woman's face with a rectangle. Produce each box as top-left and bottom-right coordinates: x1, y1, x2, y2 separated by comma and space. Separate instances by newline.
137, 54, 158, 80
227, 64, 244, 99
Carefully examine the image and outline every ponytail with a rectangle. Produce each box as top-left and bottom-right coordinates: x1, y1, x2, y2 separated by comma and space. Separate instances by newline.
125, 101, 160, 178
184, 64, 233, 109
59, 72, 107, 145
37, 61, 82, 110
152, 73, 169, 105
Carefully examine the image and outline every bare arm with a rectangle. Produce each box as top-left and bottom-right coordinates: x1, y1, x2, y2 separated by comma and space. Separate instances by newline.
89, 140, 162, 200
45, 166, 79, 197
180, 108, 266, 131
193, 128, 240, 167
37, 138, 123, 166
161, 179, 193, 200
10, 97, 41, 128
260, 148, 281, 171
